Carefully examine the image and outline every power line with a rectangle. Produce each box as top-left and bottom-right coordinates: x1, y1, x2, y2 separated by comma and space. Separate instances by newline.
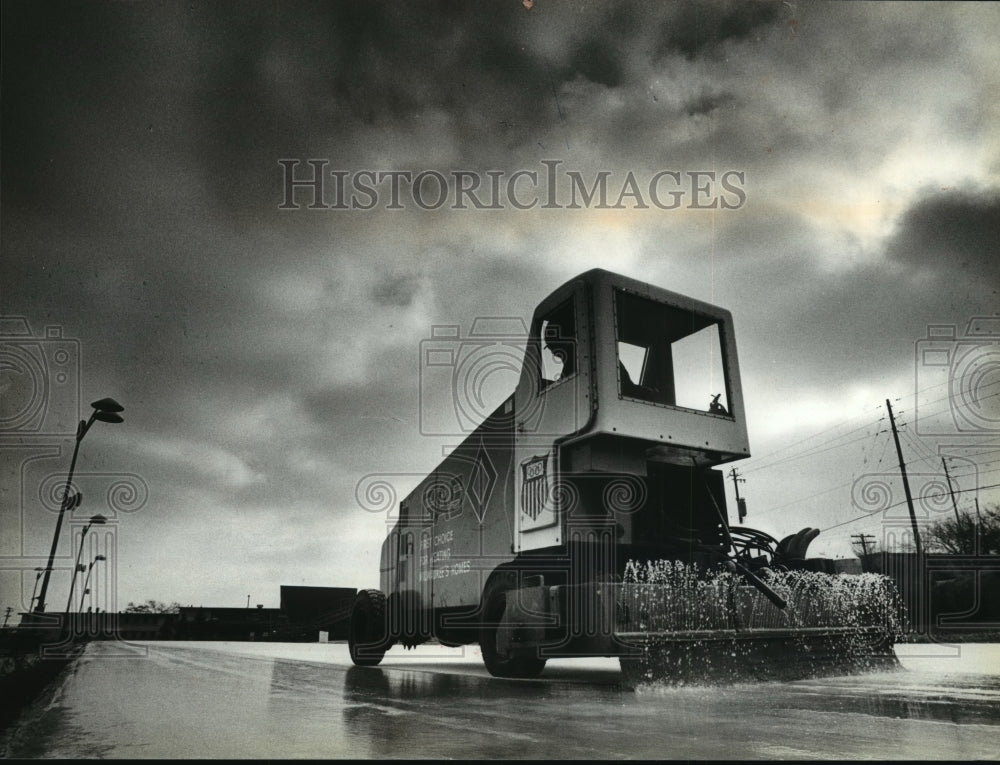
741, 413, 884, 470
747, 447, 1000, 524
872, 427, 894, 468
741, 461, 1000, 523
857, 420, 887, 469
898, 429, 942, 469
739, 407, 885, 471
947, 446, 1000, 459
741, 430, 880, 476
819, 481, 1000, 533
741, 427, 990, 522
946, 456, 1000, 472
907, 385, 1000, 421
920, 376, 1000, 404
751, 478, 857, 519
738, 381, 998, 477
945, 465, 1000, 481
747, 423, 886, 520
901, 420, 939, 458
885, 373, 1000, 405
734, 381, 999, 524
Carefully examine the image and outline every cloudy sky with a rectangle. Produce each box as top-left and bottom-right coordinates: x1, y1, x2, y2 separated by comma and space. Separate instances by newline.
2, 0, 998, 613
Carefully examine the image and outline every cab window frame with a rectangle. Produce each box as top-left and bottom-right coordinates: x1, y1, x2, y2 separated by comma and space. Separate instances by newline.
535, 295, 578, 392
612, 287, 734, 419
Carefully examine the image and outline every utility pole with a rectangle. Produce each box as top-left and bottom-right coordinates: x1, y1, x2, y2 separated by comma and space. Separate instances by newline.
941, 457, 961, 525
851, 533, 877, 573
2, 606, 11, 628
729, 468, 747, 523
851, 533, 876, 558
975, 497, 983, 555
886, 398, 925, 636
885, 399, 922, 557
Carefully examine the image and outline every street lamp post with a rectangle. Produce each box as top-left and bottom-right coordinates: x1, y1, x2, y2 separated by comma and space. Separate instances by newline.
65, 563, 86, 614
80, 554, 106, 611
66, 517, 107, 613
34, 398, 123, 614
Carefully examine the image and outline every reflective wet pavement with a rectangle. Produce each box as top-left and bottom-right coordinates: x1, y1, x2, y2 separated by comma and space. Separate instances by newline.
3, 641, 998, 758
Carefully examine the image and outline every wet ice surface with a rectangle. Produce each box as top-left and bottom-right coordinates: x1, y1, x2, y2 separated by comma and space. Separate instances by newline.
3, 641, 998, 759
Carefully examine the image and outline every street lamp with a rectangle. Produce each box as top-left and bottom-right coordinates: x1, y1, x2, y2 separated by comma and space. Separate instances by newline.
34, 398, 123, 613
80, 554, 106, 611
66, 515, 107, 613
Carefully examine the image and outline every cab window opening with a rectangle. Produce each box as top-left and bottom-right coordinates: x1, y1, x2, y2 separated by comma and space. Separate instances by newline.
614, 289, 731, 416
539, 298, 576, 387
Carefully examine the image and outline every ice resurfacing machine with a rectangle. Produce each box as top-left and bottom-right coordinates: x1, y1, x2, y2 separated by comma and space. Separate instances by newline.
349, 269, 900, 682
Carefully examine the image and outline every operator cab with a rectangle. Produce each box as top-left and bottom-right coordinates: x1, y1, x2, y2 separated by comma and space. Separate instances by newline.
513, 269, 750, 556
514, 269, 749, 468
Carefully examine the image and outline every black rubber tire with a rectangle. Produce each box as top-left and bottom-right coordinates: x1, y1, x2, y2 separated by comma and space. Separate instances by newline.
479, 578, 546, 678
349, 589, 391, 667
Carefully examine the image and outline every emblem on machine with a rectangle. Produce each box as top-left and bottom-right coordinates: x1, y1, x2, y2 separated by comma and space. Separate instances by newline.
520, 454, 548, 521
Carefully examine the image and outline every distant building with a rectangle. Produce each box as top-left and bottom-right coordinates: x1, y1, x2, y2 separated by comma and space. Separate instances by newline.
831, 558, 863, 575
15, 584, 358, 642
174, 605, 284, 640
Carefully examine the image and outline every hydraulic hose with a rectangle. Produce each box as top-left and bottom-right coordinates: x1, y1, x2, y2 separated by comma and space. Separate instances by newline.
703, 481, 787, 609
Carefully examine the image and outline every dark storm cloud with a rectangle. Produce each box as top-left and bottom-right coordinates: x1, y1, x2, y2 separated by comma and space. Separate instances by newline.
3, 0, 998, 608
1, 0, 793, 218
707, 193, 998, 397
372, 274, 422, 308
1, 1, 135, 208
657, 0, 782, 60
567, 37, 626, 88
886, 189, 1000, 281
684, 91, 737, 117
186, 1, 560, 205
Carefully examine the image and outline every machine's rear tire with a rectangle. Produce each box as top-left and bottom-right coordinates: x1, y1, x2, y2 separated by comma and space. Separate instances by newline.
479, 579, 546, 678
349, 589, 390, 667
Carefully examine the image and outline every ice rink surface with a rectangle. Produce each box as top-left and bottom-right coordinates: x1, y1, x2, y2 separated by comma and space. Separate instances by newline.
3, 640, 998, 759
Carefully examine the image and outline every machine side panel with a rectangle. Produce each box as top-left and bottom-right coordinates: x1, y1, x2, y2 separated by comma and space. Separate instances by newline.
403, 402, 516, 610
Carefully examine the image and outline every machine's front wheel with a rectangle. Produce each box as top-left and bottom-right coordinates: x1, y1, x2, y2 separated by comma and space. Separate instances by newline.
479, 579, 547, 678
349, 589, 391, 667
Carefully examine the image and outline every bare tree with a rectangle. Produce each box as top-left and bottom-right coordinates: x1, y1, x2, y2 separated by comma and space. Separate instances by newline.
124, 599, 182, 614
925, 503, 999, 555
